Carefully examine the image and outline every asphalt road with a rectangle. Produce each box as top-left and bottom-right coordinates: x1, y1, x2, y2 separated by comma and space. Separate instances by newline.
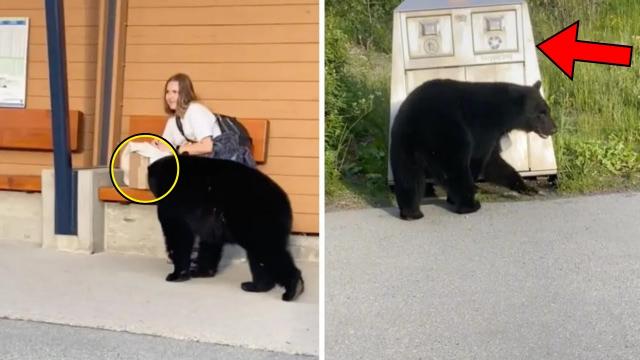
326, 192, 640, 360
0, 318, 316, 360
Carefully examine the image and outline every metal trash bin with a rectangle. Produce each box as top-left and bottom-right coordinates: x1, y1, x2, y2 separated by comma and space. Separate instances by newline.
389, 0, 557, 184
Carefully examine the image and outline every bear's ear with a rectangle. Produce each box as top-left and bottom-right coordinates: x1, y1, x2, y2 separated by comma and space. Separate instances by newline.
533, 80, 542, 90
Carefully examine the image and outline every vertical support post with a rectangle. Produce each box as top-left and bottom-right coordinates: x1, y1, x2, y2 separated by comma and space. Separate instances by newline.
44, 0, 77, 235
99, 0, 118, 165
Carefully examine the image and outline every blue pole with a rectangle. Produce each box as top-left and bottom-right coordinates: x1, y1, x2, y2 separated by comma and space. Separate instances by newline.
44, 0, 77, 235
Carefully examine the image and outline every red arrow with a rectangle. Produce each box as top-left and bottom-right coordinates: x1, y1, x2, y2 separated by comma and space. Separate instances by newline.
536, 20, 633, 80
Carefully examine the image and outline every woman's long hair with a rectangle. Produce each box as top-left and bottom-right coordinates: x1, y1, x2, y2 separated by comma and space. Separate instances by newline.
163, 73, 199, 118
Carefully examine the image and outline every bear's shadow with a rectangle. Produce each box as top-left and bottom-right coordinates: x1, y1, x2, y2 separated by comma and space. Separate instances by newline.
217, 244, 247, 272
379, 192, 453, 218
379, 180, 554, 219
188, 243, 247, 275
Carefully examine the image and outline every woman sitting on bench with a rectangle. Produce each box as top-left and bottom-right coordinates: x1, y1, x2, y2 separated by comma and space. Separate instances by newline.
151, 73, 220, 156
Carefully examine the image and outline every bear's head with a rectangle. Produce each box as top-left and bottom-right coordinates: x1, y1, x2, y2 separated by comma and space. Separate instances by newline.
517, 81, 557, 139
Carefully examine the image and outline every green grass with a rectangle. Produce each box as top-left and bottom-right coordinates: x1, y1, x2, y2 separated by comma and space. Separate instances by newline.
326, 0, 640, 208
530, 0, 640, 193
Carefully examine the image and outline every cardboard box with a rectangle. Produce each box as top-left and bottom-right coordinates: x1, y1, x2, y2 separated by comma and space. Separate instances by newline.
128, 152, 150, 189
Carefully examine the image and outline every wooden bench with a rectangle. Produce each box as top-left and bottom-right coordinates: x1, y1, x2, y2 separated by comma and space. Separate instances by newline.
0, 175, 42, 192
0, 108, 83, 192
98, 115, 269, 203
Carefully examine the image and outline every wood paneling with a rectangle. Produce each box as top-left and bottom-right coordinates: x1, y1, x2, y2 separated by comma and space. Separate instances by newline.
28, 45, 99, 63
292, 213, 318, 234
257, 156, 317, 176
268, 138, 318, 157
119, 0, 319, 233
0, 155, 90, 175
127, 24, 318, 44
124, 81, 318, 101
122, 99, 317, 120
30, 26, 99, 45
290, 195, 318, 214
126, 44, 317, 63
127, 5, 317, 26
268, 120, 318, 138
26, 96, 97, 115
271, 175, 318, 195
28, 62, 98, 80
0, 151, 91, 165
123, 63, 317, 81
28, 79, 97, 98
0, 164, 45, 176
130, 0, 317, 7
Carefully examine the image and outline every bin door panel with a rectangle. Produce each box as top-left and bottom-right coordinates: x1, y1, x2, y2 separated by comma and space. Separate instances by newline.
528, 133, 557, 173
405, 67, 465, 94
465, 63, 529, 172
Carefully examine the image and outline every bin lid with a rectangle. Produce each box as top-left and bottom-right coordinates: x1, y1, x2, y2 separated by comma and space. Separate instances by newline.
396, 0, 523, 13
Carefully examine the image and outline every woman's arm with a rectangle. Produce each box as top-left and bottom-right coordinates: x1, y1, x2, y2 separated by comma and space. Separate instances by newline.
151, 116, 179, 152
178, 136, 213, 155
182, 103, 219, 155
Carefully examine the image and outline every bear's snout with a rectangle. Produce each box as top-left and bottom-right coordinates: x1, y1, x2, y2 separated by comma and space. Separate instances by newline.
536, 121, 557, 138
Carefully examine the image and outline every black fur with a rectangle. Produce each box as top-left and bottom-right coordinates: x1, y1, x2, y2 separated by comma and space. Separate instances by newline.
148, 156, 304, 301
390, 79, 557, 220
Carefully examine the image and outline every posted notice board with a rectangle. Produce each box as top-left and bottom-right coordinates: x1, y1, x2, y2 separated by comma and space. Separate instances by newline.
0, 18, 29, 108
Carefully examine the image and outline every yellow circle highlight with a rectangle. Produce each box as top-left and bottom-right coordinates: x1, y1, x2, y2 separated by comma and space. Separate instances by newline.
109, 133, 180, 204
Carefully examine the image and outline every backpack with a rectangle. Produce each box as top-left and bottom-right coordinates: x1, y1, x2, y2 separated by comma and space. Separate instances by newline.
216, 114, 252, 148
175, 112, 256, 168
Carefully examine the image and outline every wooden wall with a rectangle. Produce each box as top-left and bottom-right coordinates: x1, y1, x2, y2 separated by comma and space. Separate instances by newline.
119, 0, 319, 233
0, 0, 319, 234
0, 0, 98, 175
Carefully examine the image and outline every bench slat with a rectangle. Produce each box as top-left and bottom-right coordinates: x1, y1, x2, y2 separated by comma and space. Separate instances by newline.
237, 118, 268, 164
98, 187, 156, 203
0, 109, 81, 151
0, 175, 42, 192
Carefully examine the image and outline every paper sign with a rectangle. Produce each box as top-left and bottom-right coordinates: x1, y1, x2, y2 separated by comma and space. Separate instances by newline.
0, 18, 29, 108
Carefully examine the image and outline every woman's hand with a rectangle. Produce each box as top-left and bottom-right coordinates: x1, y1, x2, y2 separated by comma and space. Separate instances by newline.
151, 140, 169, 152
179, 137, 213, 155
178, 142, 191, 154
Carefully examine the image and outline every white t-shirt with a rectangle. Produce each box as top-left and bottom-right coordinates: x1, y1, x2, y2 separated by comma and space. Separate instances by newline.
162, 102, 222, 147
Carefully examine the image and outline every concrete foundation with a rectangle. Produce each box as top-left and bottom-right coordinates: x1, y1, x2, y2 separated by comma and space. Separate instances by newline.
104, 202, 319, 261
0, 191, 42, 245
42, 168, 113, 253
36, 168, 318, 261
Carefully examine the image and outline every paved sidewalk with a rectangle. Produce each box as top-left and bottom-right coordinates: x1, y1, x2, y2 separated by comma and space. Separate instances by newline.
326, 192, 640, 360
0, 241, 318, 356
1, 318, 316, 360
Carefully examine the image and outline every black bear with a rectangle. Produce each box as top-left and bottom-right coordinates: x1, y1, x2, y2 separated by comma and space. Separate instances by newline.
390, 79, 557, 220
147, 155, 304, 301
